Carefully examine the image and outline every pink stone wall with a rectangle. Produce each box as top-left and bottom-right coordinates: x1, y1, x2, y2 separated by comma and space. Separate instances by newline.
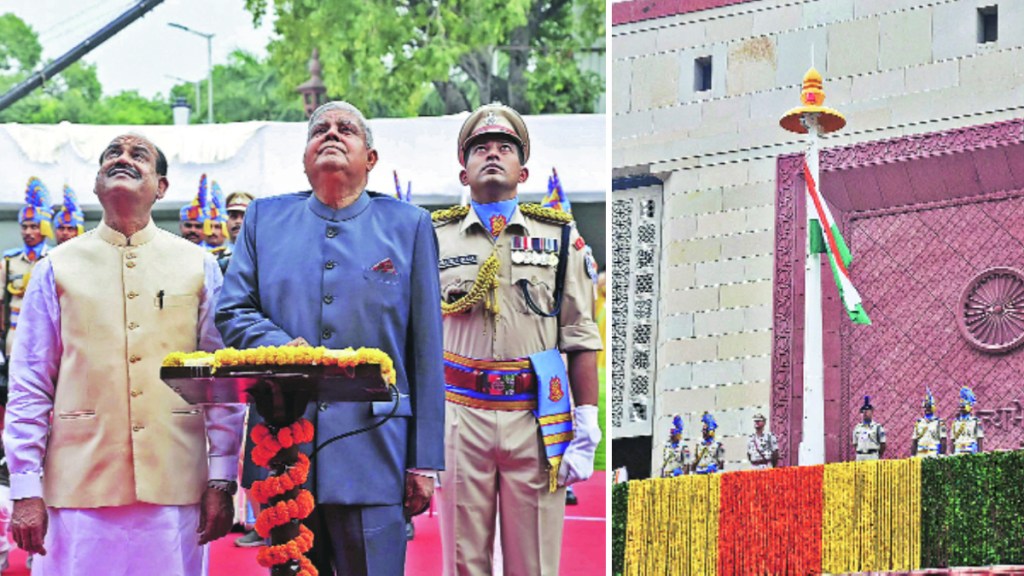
772, 119, 1024, 465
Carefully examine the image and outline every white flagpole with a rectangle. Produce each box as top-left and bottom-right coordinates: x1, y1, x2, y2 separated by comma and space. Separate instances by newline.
799, 114, 825, 466
781, 66, 845, 466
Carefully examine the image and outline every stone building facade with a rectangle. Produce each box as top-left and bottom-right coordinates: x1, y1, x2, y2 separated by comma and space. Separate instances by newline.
612, 0, 1024, 475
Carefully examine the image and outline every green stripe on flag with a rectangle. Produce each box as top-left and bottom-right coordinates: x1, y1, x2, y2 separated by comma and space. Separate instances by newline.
809, 219, 826, 254
811, 219, 872, 325
825, 248, 872, 325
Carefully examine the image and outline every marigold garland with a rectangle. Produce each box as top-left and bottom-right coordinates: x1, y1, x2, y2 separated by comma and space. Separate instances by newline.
624, 475, 719, 575
255, 524, 315, 567
251, 420, 315, 468
251, 453, 311, 504
717, 465, 821, 576
251, 415, 323, 575
822, 458, 921, 573
251, 420, 318, 575
161, 346, 397, 385
255, 490, 316, 537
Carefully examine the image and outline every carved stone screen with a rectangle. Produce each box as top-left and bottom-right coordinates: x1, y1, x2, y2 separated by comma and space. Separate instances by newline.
611, 187, 662, 438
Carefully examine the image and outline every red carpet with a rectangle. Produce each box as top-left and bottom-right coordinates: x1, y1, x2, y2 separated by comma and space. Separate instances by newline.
0, 471, 606, 575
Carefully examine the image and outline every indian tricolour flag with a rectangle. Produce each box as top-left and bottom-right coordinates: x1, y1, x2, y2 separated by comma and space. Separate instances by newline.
803, 152, 871, 325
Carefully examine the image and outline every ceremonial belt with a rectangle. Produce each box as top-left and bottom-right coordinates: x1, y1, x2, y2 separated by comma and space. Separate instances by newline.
750, 459, 769, 465
443, 351, 537, 411
856, 449, 878, 454
443, 364, 537, 395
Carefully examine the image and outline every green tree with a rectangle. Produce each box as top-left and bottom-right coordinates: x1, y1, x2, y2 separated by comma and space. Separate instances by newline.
170, 49, 306, 123
0, 59, 172, 125
0, 14, 172, 124
0, 13, 42, 74
244, 0, 604, 117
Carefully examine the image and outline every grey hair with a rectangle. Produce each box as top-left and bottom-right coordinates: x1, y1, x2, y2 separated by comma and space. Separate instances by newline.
307, 101, 374, 148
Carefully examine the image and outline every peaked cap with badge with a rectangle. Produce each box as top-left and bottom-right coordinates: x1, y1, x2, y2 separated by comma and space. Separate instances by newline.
457, 102, 530, 166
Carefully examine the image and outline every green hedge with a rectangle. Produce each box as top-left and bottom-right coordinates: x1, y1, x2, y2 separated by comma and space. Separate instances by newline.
921, 451, 1024, 567
612, 481, 629, 576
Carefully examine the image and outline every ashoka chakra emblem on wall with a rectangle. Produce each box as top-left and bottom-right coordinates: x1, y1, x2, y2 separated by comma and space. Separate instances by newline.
958, 267, 1024, 353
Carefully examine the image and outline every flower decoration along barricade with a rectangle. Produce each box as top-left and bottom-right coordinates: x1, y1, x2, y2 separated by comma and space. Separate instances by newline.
616, 451, 1024, 575
163, 345, 398, 576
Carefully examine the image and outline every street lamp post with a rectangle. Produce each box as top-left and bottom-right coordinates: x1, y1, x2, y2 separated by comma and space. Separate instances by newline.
168, 22, 214, 124
166, 74, 200, 121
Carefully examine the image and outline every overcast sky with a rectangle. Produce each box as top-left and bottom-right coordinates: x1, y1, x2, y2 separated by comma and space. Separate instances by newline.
3, 0, 276, 98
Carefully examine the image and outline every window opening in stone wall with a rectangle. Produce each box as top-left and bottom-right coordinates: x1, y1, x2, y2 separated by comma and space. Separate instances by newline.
694, 56, 713, 92
978, 5, 998, 43
611, 188, 662, 439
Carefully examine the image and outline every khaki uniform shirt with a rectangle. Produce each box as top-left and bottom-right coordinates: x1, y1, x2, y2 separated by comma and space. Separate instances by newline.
951, 415, 984, 454
435, 205, 602, 361
913, 417, 945, 456
853, 421, 886, 460
0, 246, 47, 358
747, 432, 778, 467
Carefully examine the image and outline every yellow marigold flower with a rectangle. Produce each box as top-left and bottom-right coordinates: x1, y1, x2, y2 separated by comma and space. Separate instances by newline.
162, 352, 186, 367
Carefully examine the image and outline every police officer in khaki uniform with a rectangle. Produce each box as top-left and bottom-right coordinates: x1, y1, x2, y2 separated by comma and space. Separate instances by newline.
1, 178, 53, 361
434, 103, 602, 576
911, 388, 945, 457
852, 396, 886, 461
746, 413, 778, 469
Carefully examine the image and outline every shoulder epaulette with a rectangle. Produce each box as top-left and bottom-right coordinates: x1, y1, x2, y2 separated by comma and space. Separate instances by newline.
519, 203, 573, 224
2, 248, 22, 258
431, 205, 470, 224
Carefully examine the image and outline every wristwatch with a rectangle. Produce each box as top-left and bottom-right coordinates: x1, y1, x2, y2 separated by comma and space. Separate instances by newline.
207, 480, 238, 496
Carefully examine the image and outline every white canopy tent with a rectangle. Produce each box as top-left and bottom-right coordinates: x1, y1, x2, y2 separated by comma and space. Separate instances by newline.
0, 113, 606, 209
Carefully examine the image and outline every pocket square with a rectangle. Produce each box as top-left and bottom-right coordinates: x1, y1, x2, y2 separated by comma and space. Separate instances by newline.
371, 257, 397, 274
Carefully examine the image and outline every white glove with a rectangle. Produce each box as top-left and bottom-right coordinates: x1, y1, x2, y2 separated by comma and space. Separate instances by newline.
557, 405, 602, 487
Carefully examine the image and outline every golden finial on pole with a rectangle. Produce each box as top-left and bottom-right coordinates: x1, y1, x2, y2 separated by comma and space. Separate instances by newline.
779, 67, 846, 134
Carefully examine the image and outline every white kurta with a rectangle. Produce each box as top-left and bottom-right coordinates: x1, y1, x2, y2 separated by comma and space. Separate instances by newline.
33, 503, 204, 576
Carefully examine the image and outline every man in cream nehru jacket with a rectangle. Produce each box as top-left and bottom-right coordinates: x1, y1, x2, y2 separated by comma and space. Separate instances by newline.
3, 133, 244, 576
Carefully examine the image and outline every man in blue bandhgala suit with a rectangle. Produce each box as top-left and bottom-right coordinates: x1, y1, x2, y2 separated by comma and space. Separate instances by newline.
215, 101, 444, 576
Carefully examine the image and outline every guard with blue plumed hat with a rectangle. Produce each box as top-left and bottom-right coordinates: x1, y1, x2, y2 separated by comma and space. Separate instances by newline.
52, 184, 86, 245
179, 174, 210, 245
951, 386, 984, 455
693, 412, 725, 474
661, 414, 690, 477
203, 180, 229, 251
1, 177, 54, 361
911, 387, 946, 457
